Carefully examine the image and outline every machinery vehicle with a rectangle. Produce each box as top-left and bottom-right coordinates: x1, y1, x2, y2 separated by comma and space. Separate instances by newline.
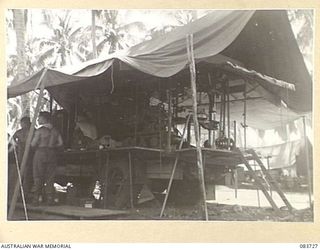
7, 10, 311, 213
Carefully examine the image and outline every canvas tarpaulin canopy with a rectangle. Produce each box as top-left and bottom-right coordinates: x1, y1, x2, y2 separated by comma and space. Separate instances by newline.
7, 10, 312, 129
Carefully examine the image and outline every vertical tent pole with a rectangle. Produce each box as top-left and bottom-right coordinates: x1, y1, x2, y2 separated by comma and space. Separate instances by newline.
233, 120, 237, 148
12, 143, 28, 220
254, 160, 261, 207
128, 151, 134, 209
208, 73, 213, 147
49, 95, 53, 114
103, 153, 110, 209
134, 85, 138, 146
222, 87, 226, 137
8, 68, 47, 219
186, 34, 208, 221
187, 117, 191, 144
167, 89, 172, 151
243, 83, 247, 150
219, 90, 223, 137
302, 116, 313, 209
227, 80, 230, 149
233, 120, 238, 198
208, 94, 213, 147
234, 167, 238, 199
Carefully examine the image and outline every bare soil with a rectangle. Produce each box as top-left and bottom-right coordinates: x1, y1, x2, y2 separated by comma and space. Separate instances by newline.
116, 199, 313, 221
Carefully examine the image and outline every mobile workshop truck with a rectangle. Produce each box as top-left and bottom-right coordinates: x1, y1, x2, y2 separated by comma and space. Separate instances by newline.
8, 10, 311, 216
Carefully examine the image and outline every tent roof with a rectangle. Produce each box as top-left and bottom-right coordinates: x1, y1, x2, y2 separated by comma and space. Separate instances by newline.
7, 10, 312, 129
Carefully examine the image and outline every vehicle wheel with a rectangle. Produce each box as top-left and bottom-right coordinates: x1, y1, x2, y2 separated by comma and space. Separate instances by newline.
105, 160, 130, 208
104, 159, 142, 209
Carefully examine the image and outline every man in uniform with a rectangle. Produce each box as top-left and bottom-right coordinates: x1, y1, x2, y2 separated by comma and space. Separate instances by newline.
31, 111, 63, 206
12, 117, 33, 201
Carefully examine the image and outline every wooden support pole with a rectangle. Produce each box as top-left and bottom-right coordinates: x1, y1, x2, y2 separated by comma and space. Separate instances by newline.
302, 116, 313, 209
227, 80, 230, 148
8, 68, 47, 219
208, 72, 214, 147
234, 120, 238, 199
243, 84, 247, 149
134, 85, 138, 146
208, 94, 213, 147
12, 143, 28, 220
160, 114, 191, 218
186, 34, 208, 221
254, 161, 261, 208
187, 118, 191, 144
222, 91, 226, 136
233, 120, 237, 149
219, 93, 223, 137
166, 89, 172, 151
266, 156, 272, 197
128, 151, 134, 209
103, 153, 110, 209
49, 95, 53, 114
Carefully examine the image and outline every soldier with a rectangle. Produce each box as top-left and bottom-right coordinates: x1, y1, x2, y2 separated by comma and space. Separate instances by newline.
31, 111, 63, 206
12, 117, 33, 201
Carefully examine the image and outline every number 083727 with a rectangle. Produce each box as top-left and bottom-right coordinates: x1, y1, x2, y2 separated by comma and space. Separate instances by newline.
300, 244, 319, 248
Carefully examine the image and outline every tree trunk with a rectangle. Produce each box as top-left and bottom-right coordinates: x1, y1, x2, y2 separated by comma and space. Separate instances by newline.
13, 9, 29, 116
91, 10, 97, 59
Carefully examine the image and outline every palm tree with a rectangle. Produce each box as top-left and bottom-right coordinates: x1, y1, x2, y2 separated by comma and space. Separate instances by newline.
78, 10, 147, 59
91, 10, 97, 59
147, 10, 211, 39
34, 10, 84, 68
12, 9, 30, 117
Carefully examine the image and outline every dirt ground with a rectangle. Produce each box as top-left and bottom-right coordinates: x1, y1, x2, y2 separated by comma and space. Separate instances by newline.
116, 200, 314, 221
10, 184, 313, 221
11, 201, 313, 221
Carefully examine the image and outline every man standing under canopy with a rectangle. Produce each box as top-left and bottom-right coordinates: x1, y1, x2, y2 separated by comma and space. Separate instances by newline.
31, 111, 63, 206
11, 116, 33, 201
